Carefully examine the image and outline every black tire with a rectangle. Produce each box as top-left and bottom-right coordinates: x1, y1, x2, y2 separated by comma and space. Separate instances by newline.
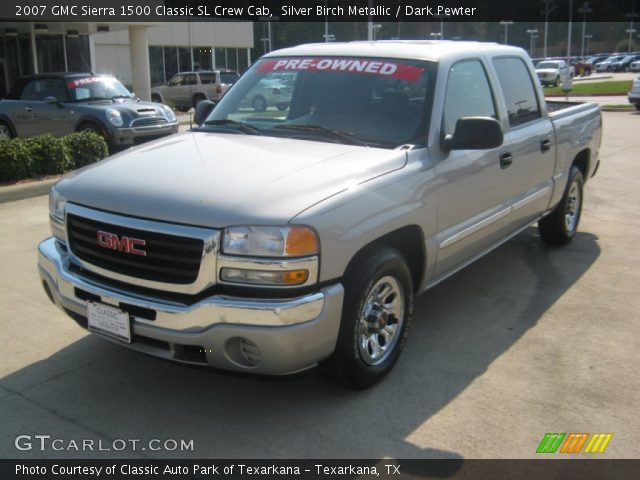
151, 94, 162, 103
252, 95, 267, 112
0, 120, 14, 139
78, 122, 106, 140
276, 103, 288, 111
635, 104, 640, 112
539, 165, 584, 246
192, 94, 206, 109
553, 76, 559, 87
319, 247, 414, 389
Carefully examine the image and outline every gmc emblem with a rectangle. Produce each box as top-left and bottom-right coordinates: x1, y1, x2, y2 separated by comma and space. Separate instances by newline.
96, 230, 147, 256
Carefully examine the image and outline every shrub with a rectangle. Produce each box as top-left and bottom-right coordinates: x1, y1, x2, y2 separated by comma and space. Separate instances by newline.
0, 132, 108, 183
63, 131, 109, 168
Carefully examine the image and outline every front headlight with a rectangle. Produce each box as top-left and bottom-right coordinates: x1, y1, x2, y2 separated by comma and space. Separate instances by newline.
160, 104, 176, 122
49, 187, 66, 242
49, 187, 66, 221
106, 109, 123, 126
222, 226, 319, 257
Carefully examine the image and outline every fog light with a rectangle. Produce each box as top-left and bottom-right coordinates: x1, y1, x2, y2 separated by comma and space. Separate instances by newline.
220, 268, 309, 286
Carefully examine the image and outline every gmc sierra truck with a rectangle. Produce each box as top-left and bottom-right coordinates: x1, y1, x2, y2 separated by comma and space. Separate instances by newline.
38, 41, 602, 388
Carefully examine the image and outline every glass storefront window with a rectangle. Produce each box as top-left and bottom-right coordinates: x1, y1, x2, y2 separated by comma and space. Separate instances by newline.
164, 47, 178, 81
66, 35, 91, 72
192, 47, 212, 71
149, 46, 165, 86
178, 47, 191, 72
36, 35, 65, 72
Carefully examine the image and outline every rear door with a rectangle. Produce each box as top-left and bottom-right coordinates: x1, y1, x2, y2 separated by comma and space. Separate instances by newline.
490, 56, 555, 227
163, 74, 184, 107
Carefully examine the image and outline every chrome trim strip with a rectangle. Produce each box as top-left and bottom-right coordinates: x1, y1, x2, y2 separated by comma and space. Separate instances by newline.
440, 206, 511, 249
512, 185, 552, 212
65, 203, 219, 294
217, 255, 319, 288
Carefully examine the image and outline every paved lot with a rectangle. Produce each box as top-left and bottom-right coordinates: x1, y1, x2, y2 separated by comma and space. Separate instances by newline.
0, 112, 638, 459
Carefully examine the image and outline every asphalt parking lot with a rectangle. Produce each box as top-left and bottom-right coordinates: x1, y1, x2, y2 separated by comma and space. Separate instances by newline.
0, 111, 638, 460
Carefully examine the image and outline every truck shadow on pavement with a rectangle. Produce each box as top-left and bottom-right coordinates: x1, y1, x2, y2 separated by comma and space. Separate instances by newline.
1, 228, 600, 464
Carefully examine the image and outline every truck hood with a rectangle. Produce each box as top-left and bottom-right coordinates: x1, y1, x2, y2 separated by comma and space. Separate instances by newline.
56, 131, 407, 227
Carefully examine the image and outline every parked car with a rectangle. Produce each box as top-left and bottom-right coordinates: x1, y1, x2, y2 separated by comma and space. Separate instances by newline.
0, 73, 178, 150
585, 55, 609, 68
535, 59, 571, 86
240, 78, 293, 111
611, 55, 640, 72
628, 76, 640, 111
570, 57, 592, 76
38, 41, 601, 388
151, 70, 239, 111
630, 60, 640, 72
595, 55, 626, 72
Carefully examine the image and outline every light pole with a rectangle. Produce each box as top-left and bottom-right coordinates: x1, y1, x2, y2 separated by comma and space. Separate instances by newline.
627, 4, 639, 52
527, 29, 539, 56
584, 34, 592, 56
541, 0, 556, 58
567, 0, 574, 67
577, 2, 592, 58
372, 24, 382, 41
499, 20, 514, 44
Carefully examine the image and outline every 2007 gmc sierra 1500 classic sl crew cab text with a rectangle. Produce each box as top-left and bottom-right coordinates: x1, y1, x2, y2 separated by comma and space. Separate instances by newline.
38, 41, 602, 388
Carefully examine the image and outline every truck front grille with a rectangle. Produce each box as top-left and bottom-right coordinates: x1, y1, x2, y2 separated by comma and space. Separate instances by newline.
67, 214, 204, 284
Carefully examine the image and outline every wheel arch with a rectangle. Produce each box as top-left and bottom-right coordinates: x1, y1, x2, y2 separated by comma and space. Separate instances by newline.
0, 114, 17, 136
344, 225, 426, 292
573, 148, 590, 183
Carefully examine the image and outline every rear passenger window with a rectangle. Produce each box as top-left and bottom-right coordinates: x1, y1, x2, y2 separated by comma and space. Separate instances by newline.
442, 60, 496, 136
492, 57, 541, 127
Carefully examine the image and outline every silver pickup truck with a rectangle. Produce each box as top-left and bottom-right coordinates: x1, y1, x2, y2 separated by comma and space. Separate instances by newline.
38, 41, 601, 388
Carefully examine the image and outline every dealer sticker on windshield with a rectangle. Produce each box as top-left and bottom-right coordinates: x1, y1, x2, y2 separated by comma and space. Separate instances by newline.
87, 302, 131, 343
258, 58, 424, 82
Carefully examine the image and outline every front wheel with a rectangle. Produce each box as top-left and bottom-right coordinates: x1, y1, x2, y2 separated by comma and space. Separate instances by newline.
319, 247, 414, 389
252, 95, 267, 112
538, 165, 584, 245
0, 120, 14, 139
635, 104, 640, 111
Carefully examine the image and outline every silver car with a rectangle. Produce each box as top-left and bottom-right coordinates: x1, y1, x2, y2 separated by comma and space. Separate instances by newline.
151, 70, 239, 111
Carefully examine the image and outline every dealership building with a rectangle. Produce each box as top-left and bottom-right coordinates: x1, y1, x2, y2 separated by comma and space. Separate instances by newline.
0, 22, 254, 100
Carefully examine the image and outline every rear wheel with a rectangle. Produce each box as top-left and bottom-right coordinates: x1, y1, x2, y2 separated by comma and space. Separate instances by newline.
319, 247, 414, 389
539, 165, 584, 246
252, 95, 267, 112
192, 94, 206, 109
0, 120, 14, 139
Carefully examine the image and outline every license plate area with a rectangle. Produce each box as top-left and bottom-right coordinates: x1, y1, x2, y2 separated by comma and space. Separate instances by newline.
87, 302, 131, 343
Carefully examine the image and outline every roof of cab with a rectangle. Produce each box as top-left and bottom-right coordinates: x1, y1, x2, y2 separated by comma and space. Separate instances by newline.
263, 40, 525, 62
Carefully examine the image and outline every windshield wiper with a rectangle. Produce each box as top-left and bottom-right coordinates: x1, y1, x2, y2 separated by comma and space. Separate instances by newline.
201, 119, 263, 135
273, 124, 368, 146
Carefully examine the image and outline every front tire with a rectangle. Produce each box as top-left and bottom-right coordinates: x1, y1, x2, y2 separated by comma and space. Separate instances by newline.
539, 165, 584, 245
319, 247, 414, 389
0, 120, 14, 139
252, 95, 267, 112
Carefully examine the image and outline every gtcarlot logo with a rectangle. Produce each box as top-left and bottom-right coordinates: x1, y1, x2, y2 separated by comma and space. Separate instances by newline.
14, 435, 194, 452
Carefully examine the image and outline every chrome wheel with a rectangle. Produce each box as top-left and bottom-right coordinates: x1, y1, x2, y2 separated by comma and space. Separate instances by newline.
565, 179, 581, 233
0, 123, 11, 138
358, 276, 405, 366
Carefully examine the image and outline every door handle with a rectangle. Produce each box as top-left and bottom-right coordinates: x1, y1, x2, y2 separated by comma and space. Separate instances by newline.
500, 152, 513, 169
24, 106, 32, 113
540, 139, 551, 152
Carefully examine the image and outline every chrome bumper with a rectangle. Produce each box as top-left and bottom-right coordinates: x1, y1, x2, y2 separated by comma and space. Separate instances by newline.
112, 122, 179, 145
38, 237, 344, 375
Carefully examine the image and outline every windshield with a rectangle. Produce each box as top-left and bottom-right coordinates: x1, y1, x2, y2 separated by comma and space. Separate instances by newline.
204, 56, 436, 148
537, 62, 560, 69
66, 76, 133, 102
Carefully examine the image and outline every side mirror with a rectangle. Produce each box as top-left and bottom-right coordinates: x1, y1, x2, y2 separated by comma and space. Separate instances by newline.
44, 96, 62, 106
441, 117, 503, 151
193, 100, 216, 126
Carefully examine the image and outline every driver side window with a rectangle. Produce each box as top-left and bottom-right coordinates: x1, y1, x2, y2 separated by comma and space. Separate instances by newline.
442, 60, 497, 136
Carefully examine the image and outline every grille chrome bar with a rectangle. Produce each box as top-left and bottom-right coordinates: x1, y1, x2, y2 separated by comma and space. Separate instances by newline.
65, 203, 219, 294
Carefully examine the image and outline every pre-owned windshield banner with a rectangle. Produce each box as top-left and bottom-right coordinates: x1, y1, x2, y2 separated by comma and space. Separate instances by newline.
257, 58, 424, 81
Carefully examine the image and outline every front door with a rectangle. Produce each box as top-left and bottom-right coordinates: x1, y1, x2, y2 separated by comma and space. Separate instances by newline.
432, 58, 515, 278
